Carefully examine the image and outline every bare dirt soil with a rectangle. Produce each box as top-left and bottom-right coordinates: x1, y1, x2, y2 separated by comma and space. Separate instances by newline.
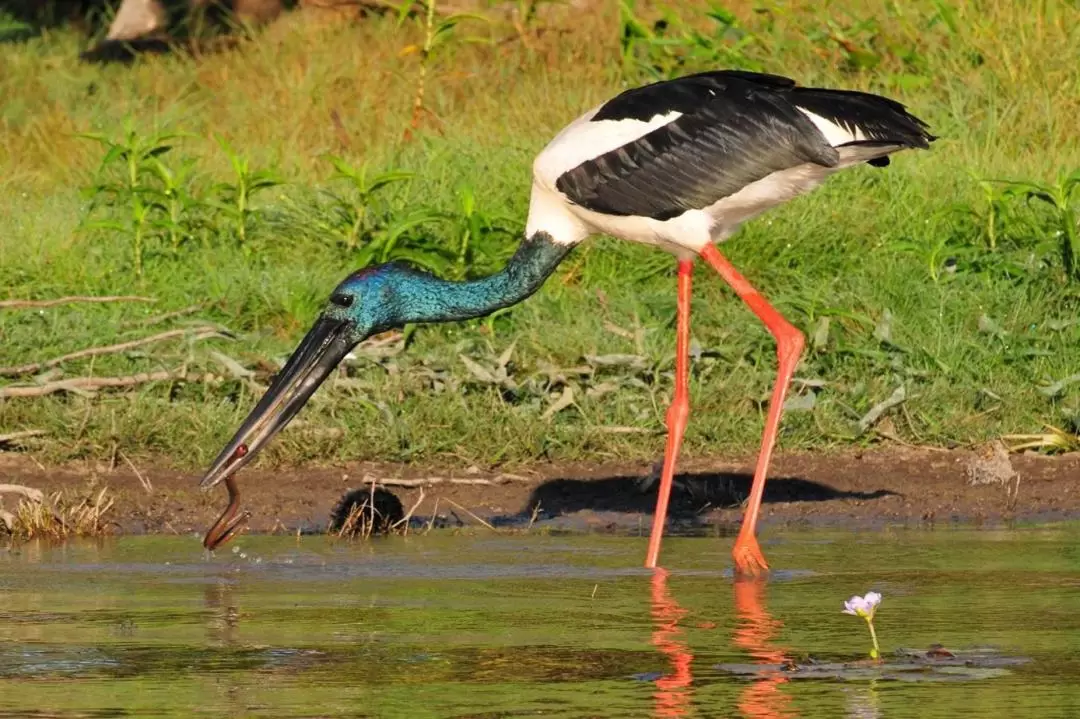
2, 444, 1078, 541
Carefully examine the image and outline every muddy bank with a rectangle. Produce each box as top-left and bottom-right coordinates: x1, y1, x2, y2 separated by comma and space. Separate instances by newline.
1, 445, 1078, 540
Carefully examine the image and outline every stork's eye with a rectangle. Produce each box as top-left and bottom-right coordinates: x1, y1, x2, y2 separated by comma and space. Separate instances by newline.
330, 293, 353, 308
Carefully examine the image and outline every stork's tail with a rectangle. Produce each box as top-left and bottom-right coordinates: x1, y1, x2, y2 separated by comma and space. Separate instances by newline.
791, 86, 935, 152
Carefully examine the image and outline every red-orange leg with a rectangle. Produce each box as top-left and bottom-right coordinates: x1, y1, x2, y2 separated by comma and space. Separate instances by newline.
699, 245, 804, 577
645, 259, 694, 569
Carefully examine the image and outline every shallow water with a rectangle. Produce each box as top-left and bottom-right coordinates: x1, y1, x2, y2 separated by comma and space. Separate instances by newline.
2, 525, 1079, 718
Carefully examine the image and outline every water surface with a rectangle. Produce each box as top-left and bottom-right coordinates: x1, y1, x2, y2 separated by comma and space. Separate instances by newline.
2, 525, 1079, 717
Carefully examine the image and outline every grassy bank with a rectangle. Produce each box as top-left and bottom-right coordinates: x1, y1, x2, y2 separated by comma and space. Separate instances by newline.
1, 0, 1079, 473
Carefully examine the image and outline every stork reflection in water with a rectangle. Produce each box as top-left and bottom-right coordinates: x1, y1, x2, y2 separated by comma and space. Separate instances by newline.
649, 571, 796, 718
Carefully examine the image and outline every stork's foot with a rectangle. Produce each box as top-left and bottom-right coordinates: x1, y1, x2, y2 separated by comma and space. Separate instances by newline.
732, 532, 769, 577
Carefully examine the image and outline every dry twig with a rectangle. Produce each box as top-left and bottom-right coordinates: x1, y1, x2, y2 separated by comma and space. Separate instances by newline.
424, 498, 440, 534
391, 487, 426, 534
0, 430, 47, 448
0, 368, 187, 399
0, 295, 155, 310
0, 484, 45, 503
443, 497, 495, 530
119, 451, 153, 494
0, 326, 225, 377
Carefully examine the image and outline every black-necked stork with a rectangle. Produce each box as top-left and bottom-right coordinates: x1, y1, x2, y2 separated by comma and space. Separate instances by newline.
198, 69, 934, 575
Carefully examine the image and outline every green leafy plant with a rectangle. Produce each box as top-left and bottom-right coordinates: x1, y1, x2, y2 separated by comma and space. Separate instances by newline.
442, 185, 519, 280
323, 156, 415, 251
892, 168, 1080, 285
145, 156, 203, 254
307, 164, 517, 278
354, 207, 446, 271
206, 135, 283, 250
78, 123, 190, 276
993, 171, 1080, 281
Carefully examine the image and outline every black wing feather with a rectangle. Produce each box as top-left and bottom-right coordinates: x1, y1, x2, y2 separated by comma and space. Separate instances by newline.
791, 87, 934, 149
557, 73, 837, 220
555, 70, 934, 221
592, 70, 796, 122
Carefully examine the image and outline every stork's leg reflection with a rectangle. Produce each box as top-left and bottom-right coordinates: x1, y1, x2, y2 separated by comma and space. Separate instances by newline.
650, 568, 695, 718
733, 578, 798, 719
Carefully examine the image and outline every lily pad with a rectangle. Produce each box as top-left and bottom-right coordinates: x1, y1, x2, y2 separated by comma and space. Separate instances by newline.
715, 646, 1030, 683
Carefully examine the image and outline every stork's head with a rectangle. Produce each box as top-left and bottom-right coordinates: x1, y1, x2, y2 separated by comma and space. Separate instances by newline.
198, 263, 408, 491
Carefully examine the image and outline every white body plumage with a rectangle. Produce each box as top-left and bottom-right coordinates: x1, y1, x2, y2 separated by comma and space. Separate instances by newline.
524, 72, 931, 258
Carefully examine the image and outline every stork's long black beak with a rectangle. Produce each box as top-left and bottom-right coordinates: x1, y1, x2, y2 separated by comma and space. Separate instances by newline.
198, 314, 358, 491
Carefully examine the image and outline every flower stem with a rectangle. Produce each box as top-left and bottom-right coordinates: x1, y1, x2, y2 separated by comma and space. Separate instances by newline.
866, 618, 880, 660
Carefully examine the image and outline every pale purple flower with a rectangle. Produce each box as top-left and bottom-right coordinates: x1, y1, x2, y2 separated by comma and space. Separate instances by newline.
842, 591, 882, 620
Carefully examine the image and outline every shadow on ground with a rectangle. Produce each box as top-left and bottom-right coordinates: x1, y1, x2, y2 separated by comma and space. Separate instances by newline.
485, 471, 902, 531
327, 469, 902, 538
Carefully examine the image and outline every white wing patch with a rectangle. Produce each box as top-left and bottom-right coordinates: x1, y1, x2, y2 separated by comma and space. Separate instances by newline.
796, 107, 867, 146
532, 105, 683, 190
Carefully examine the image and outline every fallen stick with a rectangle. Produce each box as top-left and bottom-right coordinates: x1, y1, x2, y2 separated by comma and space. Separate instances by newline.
0, 484, 45, 503
391, 487, 426, 534
0, 295, 155, 310
361, 473, 534, 488
0, 368, 185, 399
0, 429, 47, 447
119, 450, 153, 494
443, 497, 495, 530
0, 327, 224, 377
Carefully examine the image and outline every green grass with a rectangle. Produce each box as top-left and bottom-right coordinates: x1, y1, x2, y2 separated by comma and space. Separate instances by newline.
2, 0, 1080, 472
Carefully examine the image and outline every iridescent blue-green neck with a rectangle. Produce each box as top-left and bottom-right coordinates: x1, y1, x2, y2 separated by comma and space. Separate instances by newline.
387, 231, 574, 327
